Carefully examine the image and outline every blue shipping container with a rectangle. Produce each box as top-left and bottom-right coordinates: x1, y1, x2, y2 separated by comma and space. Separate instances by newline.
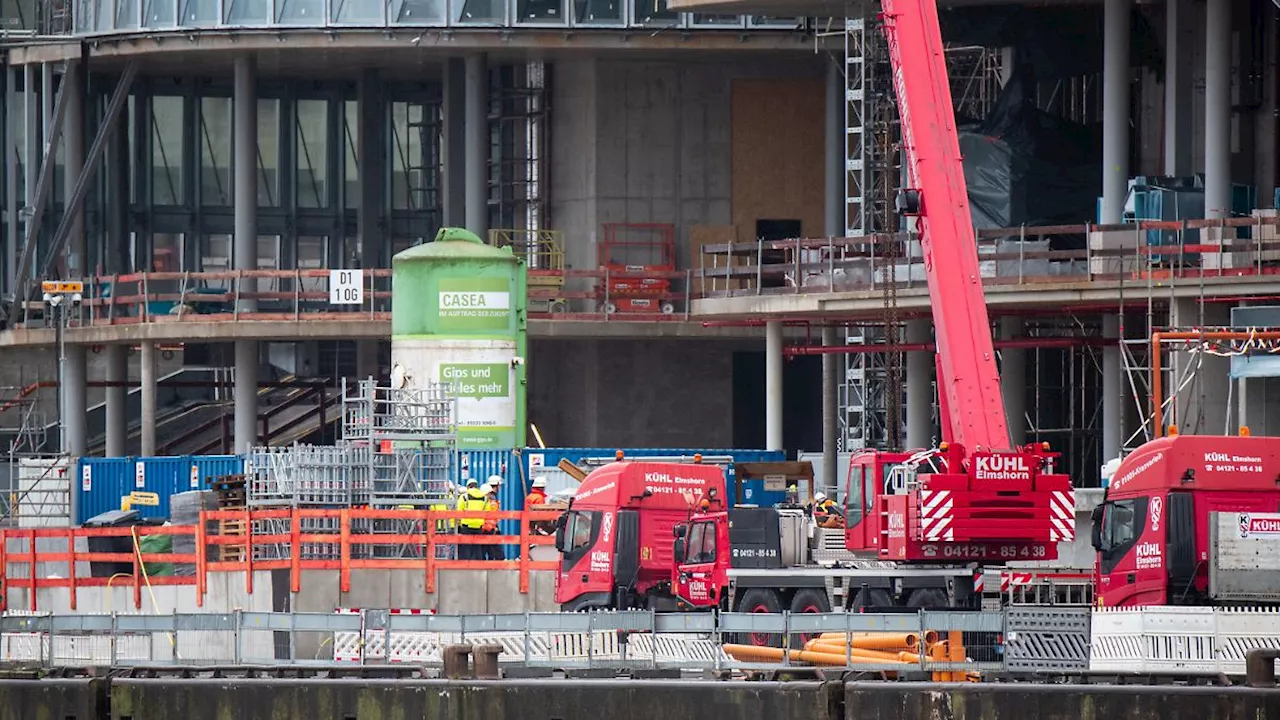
76, 455, 244, 524
456, 450, 524, 559
522, 447, 786, 505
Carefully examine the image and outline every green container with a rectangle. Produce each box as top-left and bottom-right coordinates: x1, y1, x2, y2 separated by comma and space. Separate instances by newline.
392, 227, 528, 449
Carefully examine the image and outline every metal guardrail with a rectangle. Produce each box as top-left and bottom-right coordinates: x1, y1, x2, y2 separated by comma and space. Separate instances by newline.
0, 608, 1089, 673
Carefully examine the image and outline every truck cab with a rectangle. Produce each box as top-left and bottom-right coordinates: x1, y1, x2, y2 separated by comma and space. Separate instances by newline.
1091, 434, 1280, 607
553, 460, 725, 612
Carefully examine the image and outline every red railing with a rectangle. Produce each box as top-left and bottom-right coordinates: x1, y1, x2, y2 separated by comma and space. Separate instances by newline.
1, 508, 562, 612
8, 266, 701, 330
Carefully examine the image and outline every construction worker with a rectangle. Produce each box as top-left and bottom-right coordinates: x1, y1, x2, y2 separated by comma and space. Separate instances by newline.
525, 477, 548, 508
526, 477, 555, 536
481, 482, 503, 561
455, 478, 488, 560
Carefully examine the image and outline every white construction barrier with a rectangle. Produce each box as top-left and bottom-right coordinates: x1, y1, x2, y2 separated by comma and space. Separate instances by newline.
1090, 606, 1280, 675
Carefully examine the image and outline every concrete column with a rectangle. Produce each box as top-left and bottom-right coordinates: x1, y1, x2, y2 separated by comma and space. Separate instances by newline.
61, 63, 87, 458
1102, 315, 1122, 462
140, 343, 156, 456
5, 68, 16, 293
998, 316, 1027, 446
234, 55, 259, 455
1170, 299, 1230, 434
765, 320, 783, 452
63, 345, 86, 456
1204, 0, 1231, 218
442, 59, 467, 228
1164, 0, 1193, 176
905, 319, 933, 450
464, 53, 488, 235
825, 59, 843, 238
1101, 0, 1131, 223
1000, 47, 1016, 87
104, 345, 128, 456
234, 340, 258, 453
821, 326, 838, 491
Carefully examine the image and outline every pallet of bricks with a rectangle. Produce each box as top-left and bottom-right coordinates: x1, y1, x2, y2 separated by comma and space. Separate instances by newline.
209, 474, 249, 561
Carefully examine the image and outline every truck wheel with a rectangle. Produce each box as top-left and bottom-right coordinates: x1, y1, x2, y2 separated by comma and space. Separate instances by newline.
906, 588, 948, 609
738, 588, 783, 647
788, 589, 831, 647
848, 588, 893, 612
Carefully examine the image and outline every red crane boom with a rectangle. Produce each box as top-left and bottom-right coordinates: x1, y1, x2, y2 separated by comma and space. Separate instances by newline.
880, 0, 1009, 453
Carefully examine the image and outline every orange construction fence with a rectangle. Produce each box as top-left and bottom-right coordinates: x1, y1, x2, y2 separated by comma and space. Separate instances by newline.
1, 507, 563, 612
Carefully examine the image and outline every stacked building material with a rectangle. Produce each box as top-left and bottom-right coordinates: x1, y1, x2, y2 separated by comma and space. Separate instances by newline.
169, 490, 218, 575
208, 474, 248, 561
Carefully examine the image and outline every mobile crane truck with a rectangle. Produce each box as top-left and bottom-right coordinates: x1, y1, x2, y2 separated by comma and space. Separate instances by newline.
553, 0, 1076, 628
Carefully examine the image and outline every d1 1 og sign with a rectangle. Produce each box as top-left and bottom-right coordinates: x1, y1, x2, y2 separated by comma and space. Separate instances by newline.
328, 270, 364, 305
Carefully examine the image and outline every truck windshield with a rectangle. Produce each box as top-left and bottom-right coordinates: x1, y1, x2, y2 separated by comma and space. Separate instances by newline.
685, 521, 716, 564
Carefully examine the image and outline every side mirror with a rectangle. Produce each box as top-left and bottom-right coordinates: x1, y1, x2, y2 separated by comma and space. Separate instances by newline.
554, 514, 568, 552
673, 523, 687, 539
1089, 505, 1105, 551
673, 537, 686, 564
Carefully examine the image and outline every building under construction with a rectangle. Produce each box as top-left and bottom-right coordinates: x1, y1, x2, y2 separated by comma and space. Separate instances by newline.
0, 0, 1276, 494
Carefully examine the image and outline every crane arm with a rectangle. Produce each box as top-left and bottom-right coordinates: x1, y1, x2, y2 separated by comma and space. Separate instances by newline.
879, 0, 1010, 453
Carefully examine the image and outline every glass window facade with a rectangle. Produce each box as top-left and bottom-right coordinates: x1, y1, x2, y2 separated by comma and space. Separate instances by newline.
37, 0, 794, 31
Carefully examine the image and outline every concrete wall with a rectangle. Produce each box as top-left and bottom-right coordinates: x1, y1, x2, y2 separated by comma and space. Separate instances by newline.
845, 682, 1280, 719
528, 338, 745, 448
108, 679, 837, 720
549, 55, 825, 282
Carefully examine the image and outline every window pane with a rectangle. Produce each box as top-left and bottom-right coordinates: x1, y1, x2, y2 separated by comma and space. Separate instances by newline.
297, 236, 328, 293
277, 0, 324, 23
258, 98, 281, 207
452, 0, 503, 24
143, 0, 177, 26
151, 95, 184, 206
200, 97, 232, 206
573, 0, 621, 24
344, 101, 358, 209
295, 99, 329, 209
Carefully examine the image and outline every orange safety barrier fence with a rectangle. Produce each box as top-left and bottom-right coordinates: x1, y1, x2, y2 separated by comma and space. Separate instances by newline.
0, 508, 563, 613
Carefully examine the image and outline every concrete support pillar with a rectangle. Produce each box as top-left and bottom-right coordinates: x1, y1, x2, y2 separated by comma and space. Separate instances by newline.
825, 59, 843, 238
61, 62, 87, 458
5, 68, 16, 293
1000, 47, 1016, 87
905, 319, 933, 450
1101, 0, 1130, 224
234, 340, 258, 453
821, 326, 838, 491
1164, 0, 1193, 176
1170, 299, 1231, 434
63, 345, 86, 457
140, 343, 156, 456
464, 54, 488, 235
234, 55, 259, 455
442, 59, 467, 228
998, 316, 1027, 446
765, 320, 783, 452
1204, 0, 1231, 218
104, 345, 128, 457
1102, 315, 1122, 462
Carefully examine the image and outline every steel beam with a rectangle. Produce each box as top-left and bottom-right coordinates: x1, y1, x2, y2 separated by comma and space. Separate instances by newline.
38, 60, 138, 279
8, 65, 70, 305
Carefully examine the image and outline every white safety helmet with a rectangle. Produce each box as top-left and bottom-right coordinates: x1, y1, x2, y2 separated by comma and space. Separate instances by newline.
487, 474, 505, 486
814, 492, 827, 503
479, 483, 493, 495
466, 478, 479, 487
532, 477, 547, 488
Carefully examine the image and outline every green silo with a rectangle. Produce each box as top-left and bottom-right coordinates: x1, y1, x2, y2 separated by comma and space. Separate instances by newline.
391, 227, 528, 449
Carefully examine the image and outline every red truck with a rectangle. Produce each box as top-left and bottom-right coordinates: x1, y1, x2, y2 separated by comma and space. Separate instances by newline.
553, 460, 726, 612
1092, 433, 1280, 608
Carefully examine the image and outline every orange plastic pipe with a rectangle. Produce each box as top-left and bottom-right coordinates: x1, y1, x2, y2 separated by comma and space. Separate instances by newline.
805, 642, 921, 663
816, 631, 937, 649
722, 644, 912, 667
